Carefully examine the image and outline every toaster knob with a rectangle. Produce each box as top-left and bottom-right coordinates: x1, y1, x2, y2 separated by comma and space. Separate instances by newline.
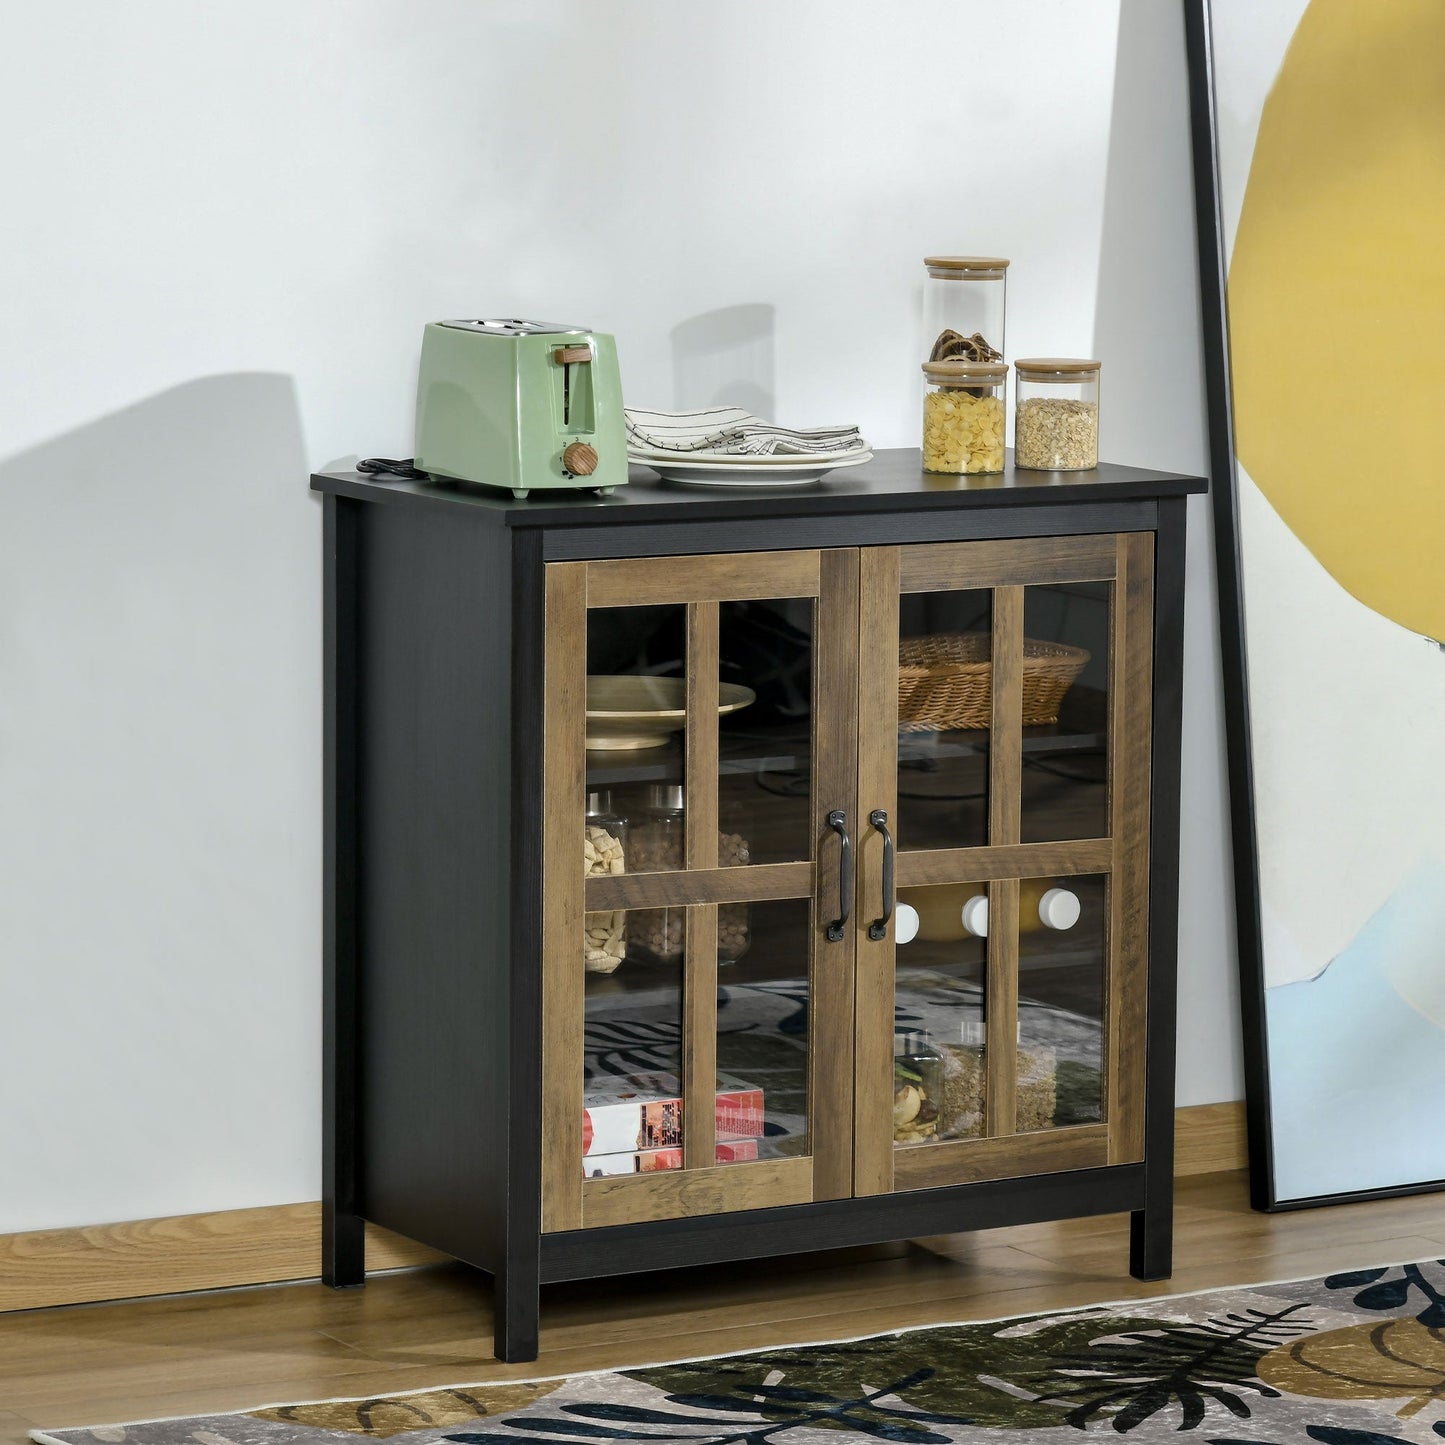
562, 442, 599, 476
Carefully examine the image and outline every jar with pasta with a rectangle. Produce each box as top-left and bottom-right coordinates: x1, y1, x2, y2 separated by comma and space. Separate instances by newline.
583, 791, 627, 975
921, 360, 1006, 475
1014, 358, 1101, 471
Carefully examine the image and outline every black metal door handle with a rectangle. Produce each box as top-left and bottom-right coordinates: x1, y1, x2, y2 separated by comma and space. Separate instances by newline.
825, 810, 852, 942
868, 809, 895, 940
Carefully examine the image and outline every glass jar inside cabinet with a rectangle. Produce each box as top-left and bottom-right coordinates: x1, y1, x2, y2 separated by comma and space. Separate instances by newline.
627, 784, 686, 966
583, 791, 627, 975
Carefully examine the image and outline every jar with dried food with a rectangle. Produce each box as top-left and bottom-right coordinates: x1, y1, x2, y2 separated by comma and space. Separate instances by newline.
937, 1023, 1061, 1139
1014, 358, 1101, 471
627, 785, 685, 965
921, 360, 1006, 475
627, 784, 752, 966
937, 1020, 986, 1140
716, 804, 752, 966
583, 791, 627, 975
923, 255, 1008, 368
893, 1031, 942, 1145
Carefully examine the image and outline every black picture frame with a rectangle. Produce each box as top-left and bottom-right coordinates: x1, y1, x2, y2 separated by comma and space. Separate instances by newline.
1182, 0, 1445, 1213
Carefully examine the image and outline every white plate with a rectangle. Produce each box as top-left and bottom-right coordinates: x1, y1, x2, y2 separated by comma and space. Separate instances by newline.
633, 451, 874, 487
628, 443, 873, 467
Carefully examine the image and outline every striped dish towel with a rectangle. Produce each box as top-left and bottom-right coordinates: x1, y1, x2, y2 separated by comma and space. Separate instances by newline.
625, 406, 866, 456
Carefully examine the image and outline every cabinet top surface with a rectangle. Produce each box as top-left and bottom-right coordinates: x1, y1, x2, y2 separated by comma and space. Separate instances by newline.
311, 448, 1205, 527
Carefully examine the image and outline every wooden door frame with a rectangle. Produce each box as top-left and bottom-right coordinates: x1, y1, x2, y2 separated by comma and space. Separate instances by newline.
539, 549, 860, 1232
853, 532, 1155, 1195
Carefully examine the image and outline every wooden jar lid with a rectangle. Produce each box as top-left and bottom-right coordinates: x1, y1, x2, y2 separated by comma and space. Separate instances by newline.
921, 360, 1006, 383
1014, 358, 1102, 381
924, 256, 1010, 277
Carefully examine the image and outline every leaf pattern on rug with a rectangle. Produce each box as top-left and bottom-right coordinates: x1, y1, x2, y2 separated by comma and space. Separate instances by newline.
1257, 1319, 1445, 1420
445, 1371, 975, 1443
1009, 1303, 1317, 1431
252, 1383, 559, 1437
1325, 1262, 1445, 1330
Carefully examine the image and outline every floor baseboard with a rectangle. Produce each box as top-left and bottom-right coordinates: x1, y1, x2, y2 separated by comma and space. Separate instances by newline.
0, 1101, 1247, 1314
0, 1204, 444, 1314
1173, 1099, 1247, 1177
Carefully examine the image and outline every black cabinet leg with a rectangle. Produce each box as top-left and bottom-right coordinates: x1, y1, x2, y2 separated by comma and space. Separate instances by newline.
494, 1262, 540, 1362
1129, 1203, 1173, 1281
323, 494, 365, 1292
323, 1206, 366, 1289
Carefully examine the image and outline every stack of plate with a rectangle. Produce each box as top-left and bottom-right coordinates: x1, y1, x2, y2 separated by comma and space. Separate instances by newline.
628, 443, 874, 488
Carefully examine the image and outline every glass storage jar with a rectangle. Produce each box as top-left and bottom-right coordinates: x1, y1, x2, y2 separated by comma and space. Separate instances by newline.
627, 785, 752, 966
894, 1031, 943, 1144
627, 784, 686, 965
923, 256, 1008, 367
937, 1020, 987, 1140
1013, 358, 1101, 471
583, 791, 627, 974
716, 798, 752, 967
921, 360, 1006, 475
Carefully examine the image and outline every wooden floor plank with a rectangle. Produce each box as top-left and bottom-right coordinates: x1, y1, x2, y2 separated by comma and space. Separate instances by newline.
6, 1170, 1445, 1439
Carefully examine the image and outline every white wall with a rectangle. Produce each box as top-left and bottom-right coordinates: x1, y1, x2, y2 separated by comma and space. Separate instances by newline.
0, 0, 1240, 1234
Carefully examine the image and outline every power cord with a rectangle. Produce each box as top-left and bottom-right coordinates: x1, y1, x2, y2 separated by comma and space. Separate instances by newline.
357, 457, 428, 480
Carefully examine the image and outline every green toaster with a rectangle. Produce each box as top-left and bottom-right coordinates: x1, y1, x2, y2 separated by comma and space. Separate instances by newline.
414, 318, 628, 500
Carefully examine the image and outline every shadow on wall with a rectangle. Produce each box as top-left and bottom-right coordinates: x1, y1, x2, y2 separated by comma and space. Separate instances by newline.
0, 374, 323, 1232
1092, 0, 1208, 470
670, 304, 777, 415
1092, 1, 1242, 1106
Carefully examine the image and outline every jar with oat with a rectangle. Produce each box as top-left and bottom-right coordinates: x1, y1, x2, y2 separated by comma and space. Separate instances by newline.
583, 791, 627, 975
921, 361, 1006, 475
1014, 358, 1101, 471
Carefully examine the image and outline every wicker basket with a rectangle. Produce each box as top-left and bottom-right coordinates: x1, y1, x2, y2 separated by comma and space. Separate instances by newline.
898, 632, 1090, 732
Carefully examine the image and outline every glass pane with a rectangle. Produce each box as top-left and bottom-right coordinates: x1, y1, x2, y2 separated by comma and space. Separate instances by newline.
585, 603, 687, 875
717, 897, 811, 1162
718, 598, 815, 866
892, 881, 989, 1145
897, 589, 992, 852
582, 908, 686, 1177
1016, 873, 1106, 1131
1020, 582, 1110, 843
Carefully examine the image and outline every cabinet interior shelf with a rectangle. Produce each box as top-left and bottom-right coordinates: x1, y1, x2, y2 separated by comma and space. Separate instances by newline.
585, 720, 1107, 789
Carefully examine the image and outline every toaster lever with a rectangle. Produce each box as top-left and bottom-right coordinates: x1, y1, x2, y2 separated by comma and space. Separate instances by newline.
554, 344, 593, 366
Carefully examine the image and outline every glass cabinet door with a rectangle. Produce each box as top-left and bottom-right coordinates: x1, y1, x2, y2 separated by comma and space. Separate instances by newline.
540, 550, 858, 1232
855, 534, 1154, 1196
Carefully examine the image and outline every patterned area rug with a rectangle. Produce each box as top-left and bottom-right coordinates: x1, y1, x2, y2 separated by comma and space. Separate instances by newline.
33, 1260, 1445, 1444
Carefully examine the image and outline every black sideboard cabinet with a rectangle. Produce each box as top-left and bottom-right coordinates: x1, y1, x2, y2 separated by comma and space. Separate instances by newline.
311, 450, 1206, 1362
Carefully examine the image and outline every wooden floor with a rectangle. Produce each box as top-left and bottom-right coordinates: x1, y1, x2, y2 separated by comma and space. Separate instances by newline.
5, 1170, 1445, 1442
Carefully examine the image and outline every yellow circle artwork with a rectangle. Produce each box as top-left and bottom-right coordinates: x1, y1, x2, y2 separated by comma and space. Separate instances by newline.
1229, 0, 1445, 643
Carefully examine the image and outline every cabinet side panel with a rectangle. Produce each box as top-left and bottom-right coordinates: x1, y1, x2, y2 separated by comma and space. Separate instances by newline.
1108, 531, 1155, 1165
356, 505, 513, 1270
